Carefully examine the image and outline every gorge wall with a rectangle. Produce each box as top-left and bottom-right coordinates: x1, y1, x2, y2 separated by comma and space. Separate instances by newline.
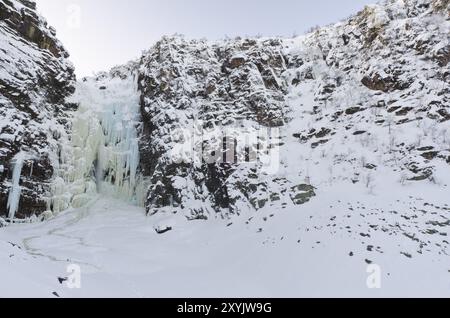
1, 0, 449, 221
0, 0, 75, 219
136, 0, 450, 219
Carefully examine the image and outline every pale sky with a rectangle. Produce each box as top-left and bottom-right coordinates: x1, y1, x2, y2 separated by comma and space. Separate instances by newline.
35, 0, 376, 78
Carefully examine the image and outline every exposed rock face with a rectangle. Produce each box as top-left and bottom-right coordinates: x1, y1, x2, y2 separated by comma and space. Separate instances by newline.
137, 36, 302, 217
284, 0, 449, 186
0, 0, 75, 218
135, 0, 449, 218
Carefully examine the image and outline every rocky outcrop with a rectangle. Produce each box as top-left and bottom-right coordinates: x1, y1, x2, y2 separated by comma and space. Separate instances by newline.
135, 0, 449, 218
285, 0, 449, 185
0, 0, 75, 219
361, 72, 413, 92
137, 36, 292, 217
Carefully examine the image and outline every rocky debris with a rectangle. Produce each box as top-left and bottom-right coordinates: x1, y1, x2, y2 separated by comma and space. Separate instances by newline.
294, 128, 333, 144
313, 197, 450, 262
401, 252, 413, 259
421, 151, 439, 161
0, 0, 75, 218
311, 139, 330, 149
435, 45, 450, 67
345, 106, 364, 115
290, 184, 316, 205
155, 225, 173, 234
437, 109, 450, 121
407, 167, 434, 181
361, 72, 413, 92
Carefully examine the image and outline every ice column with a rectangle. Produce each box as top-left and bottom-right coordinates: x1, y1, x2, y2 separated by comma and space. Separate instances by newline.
7, 152, 27, 219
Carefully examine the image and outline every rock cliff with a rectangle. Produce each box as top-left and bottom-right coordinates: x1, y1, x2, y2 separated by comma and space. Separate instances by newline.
1, 0, 449, 221
0, 0, 75, 219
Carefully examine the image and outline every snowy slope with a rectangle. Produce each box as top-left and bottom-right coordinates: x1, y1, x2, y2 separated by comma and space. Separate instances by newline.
0, 188, 449, 297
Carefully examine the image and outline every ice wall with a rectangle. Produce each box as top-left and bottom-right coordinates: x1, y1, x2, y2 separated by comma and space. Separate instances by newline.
7, 152, 27, 219
48, 74, 147, 215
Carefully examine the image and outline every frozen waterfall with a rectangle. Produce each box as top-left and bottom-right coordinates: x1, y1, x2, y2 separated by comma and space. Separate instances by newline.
7, 151, 27, 219
48, 75, 147, 215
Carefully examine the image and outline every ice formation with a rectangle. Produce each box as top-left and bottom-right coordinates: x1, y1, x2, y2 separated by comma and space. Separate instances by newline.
0, 0, 75, 219
48, 73, 146, 214
7, 152, 27, 219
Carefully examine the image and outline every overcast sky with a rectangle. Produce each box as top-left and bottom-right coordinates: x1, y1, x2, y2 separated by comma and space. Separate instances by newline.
35, 0, 375, 78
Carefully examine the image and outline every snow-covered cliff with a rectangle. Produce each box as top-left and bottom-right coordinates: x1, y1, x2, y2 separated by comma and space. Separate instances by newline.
0, 0, 75, 219
135, 0, 449, 219
1, 0, 449, 224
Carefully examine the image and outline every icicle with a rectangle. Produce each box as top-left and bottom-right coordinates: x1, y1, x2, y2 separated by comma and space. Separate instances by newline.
7, 152, 27, 220
48, 75, 147, 214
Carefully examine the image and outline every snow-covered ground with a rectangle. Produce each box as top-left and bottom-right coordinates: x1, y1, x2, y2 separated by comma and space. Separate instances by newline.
1, 181, 449, 298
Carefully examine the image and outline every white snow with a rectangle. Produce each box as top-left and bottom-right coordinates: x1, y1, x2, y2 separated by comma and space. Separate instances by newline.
0, 182, 449, 297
